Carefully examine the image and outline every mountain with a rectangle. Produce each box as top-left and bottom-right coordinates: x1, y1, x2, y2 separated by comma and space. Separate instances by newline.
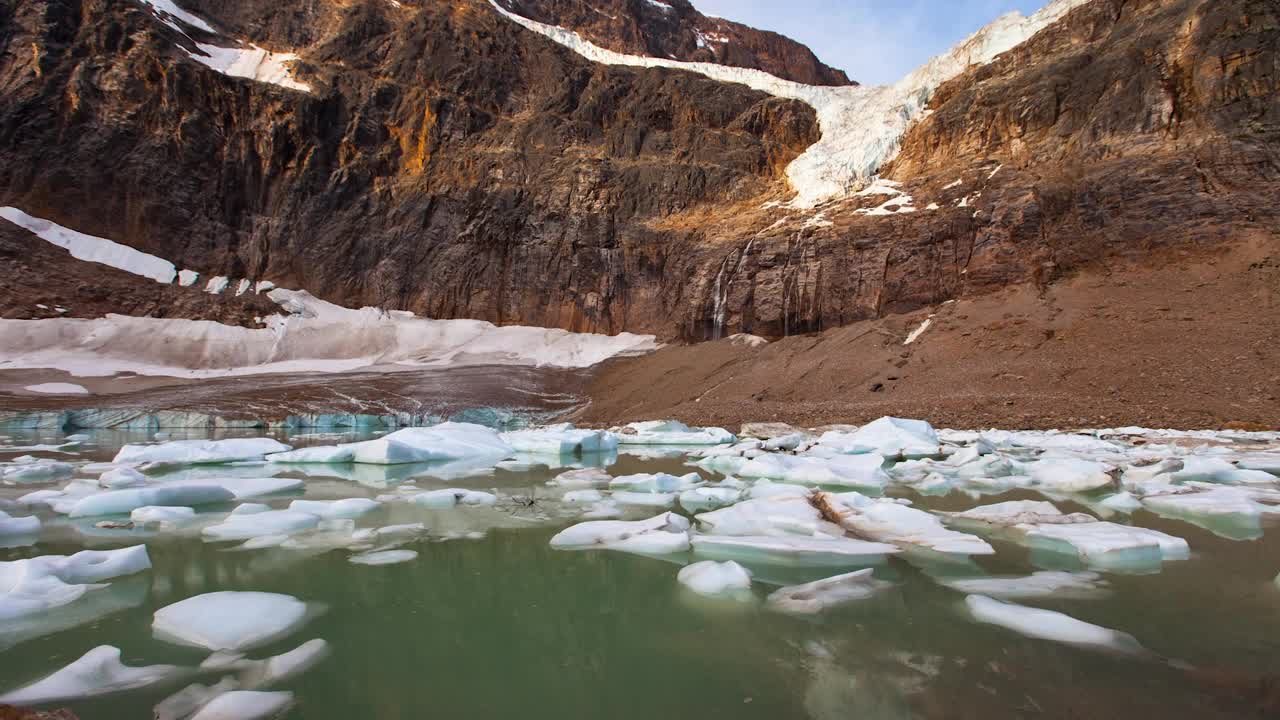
0, 0, 1276, 425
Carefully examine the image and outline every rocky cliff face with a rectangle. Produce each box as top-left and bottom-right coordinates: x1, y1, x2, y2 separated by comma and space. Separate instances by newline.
0, 0, 1275, 342
491, 0, 854, 86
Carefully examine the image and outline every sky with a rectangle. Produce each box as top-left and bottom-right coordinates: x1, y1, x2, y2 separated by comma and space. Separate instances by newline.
691, 0, 1050, 86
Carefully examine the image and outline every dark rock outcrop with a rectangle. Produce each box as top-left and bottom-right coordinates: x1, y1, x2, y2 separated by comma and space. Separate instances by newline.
492, 0, 854, 86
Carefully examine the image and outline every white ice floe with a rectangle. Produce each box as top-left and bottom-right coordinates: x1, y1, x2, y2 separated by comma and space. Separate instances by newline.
550, 512, 691, 554
155, 678, 241, 720
944, 500, 1094, 527
1237, 455, 1280, 477
825, 492, 994, 555
611, 491, 677, 508
1023, 521, 1189, 569
1140, 486, 1280, 539
965, 595, 1143, 653
941, 571, 1107, 599
0, 645, 187, 705
676, 560, 753, 597
691, 534, 899, 566
410, 489, 498, 508
816, 417, 942, 459
158, 477, 304, 500
1023, 457, 1116, 492
0, 510, 40, 537
130, 506, 198, 527
766, 568, 890, 614
0, 207, 178, 283
615, 420, 735, 446
267, 445, 356, 463
23, 382, 90, 395
694, 495, 830, 537
489, 0, 1091, 207
678, 486, 744, 513
609, 472, 704, 494
350, 549, 418, 566
153, 591, 309, 651
2, 459, 75, 484
502, 425, 619, 455
547, 468, 613, 487
202, 638, 329, 691
99, 466, 147, 489
0, 288, 657, 379
202, 510, 321, 541
188, 690, 295, 720
738, 453, 889, 488
289, 498, 380, 519
114, 438, 291, 465
1168, 456, 1278, 486
66, 485, 235, 518
348, 423, 513, 465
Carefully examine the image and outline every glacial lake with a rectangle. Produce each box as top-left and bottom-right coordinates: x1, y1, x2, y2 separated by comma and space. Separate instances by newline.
3, 427, 1280, 719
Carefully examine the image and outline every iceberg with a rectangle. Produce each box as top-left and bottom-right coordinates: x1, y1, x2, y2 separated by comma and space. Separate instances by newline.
611, 491, 677, 508
678, 486, 744, 513
1023, 521, 1189, 570
502, 425, 619, 455
550, 513, 691, 554
766, 568, 890, 614
694, 495, 831, 537
676, 560, 753, 597
1169, 456, 1278, 485
188, 690, 295, 720
944, 500, 1094, 528
114, 438, 291, 465
288, 498, 380, 519
52, 545, 152, 584
825, 493, 994, 555
609, 472, 704, 493
410, 489, 498, 508
153, 591, 310, 651
965, 595, 1143, 653
941, 571, 1108, 599
202, 510, 321, 541
0, 510, 40, 537
547, 468, 613, 487
1141, 486, 1280, 540
130, 506, 198, 527
266, 445, 356, 463
1024, 458, 1115, 492
66, 484, 236, 518
738, 454, 889, 488
691, 535, 899, 566
155, 678, 241, 720
817, 417, 941, 459
99, 466, 147, 488
0, 645, 187, 705
350, 550, 418, 566
348, 423, 513, 465
615, 420, 735, 446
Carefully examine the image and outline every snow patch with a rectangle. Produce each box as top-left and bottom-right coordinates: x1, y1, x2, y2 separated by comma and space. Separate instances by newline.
0, 207, 177, 284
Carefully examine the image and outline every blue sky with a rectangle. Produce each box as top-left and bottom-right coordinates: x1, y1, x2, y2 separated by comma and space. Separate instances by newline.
691, 0, 1049, 85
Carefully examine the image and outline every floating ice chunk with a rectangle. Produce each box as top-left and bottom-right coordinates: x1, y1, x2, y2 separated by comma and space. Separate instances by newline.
130, 506, 198, 527
0, 511, 39, 536
203, 510, 320, 541
1, 561, 91, 620
945, 500, 1093, 527
562, 489, 605, 503
616, 421, 735, 446
746, 481, 812, 499
1238, 455, 1280, 477
1170, 456, 1278, 485
0, 645, 187, 705
1098, 492, 1143, 514
766, 568, 890, 614
189, 690, 295, 720
207, 638, 330, 691
609, 472, 704, 493
158, 477, 305, 500
114, 438, 291, 465
818, 417, 941, 459
502, 426, 619, 455
1023, 522, 1189, 569
695, 495, 829, 537
350, 550, 418, 566
99, 466, 147, 489
153, 592, 309, 651
289, 498, 380, 519
56, 545, 152, 584
550, 512, 690, 554
1024, 458, 1115, 492
942, 571, 1107, 599
679, 486, 744, 513
1141, 486, 1280, 539
155, 677, 240, 720
547, 468, 613, 487
410, 489, 498, 508
691, 534, 899, 566
676, 561, 752, 597
266, 445, 356, 463
3, 460, 75, 484
611, 491, 677, 508
826, 493, 994, 555
348, 423, 513, 465
232, 503, 271, 515
374, 524, 426, 541
965, 595, 1143, 653
739, 454, 889, 488
66, 485, 236, 518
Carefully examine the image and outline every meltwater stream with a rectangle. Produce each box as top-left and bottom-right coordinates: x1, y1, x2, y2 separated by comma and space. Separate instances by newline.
2, 424, 1280, 720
